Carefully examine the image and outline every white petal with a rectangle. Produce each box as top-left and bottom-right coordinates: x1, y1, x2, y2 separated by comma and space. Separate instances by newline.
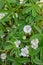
20, 46, 29, 57
14, 40, 21, 48
23, 25, 32, 34
20, 52, 26, 56
1, 53, 6, 60
25, 46, 29, 49
31, 38, 39, 45
31, 44, 38, 49
20, 0, 23, 4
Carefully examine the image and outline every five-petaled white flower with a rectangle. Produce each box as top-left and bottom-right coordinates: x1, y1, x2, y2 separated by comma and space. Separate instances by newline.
1, 53, 7, 62
23, 25, 32, 34
14, 40, 21, 48
20, 0, 23, 4
20, 46, 29, 57
0, 13, 5, 19
31, 38, 39, 49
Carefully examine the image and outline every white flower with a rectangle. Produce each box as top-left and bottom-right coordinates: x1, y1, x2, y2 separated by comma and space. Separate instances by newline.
31, 38, 39, 49
14, 40, 21, 48
23, 25, 32, 34
31, 39, 39, 45
31, 44, 38, 49
22, 36, 26, 40
1, 53, 6, 61
0, 13, 5, 19
20, 46, 29, 57
20, 0, 23, 4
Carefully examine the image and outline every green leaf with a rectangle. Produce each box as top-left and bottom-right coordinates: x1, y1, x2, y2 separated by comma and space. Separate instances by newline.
0, 0, 4, 9
30, 34, 43, 64
6, 0, 13, 11
32, 9, 37, 17
33, 25, 42, 34
7, 56, 30, 63
0, 12, 11, 25
22, 7, 32, 14
32, 57, 42, 65
29, 47, 40, 56
40, 48, 43, 64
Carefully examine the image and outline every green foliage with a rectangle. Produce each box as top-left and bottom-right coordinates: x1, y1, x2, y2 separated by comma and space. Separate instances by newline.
0, 0, 43, 65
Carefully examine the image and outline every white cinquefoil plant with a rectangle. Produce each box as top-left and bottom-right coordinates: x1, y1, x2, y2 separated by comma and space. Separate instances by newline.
0, 0, 43, 65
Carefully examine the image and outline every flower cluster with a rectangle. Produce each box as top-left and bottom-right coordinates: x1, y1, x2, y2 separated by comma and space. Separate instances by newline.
13, 25, 39, 57
31, 39, 39, 49
20, 46, 29, 57
14, 39, 39, 57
